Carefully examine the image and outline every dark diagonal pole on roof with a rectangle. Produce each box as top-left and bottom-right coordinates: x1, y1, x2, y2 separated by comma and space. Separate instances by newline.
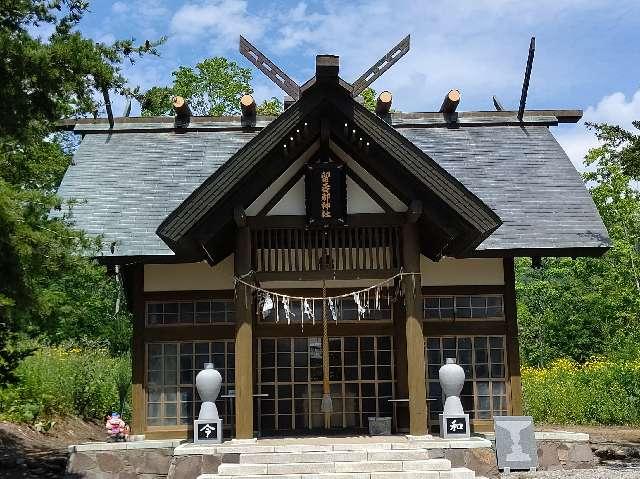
351, 35, 410, 98
239, 35, 301, 100
517, 36, 536, 121
492, 95, 505, 111
101, 87, 114, 129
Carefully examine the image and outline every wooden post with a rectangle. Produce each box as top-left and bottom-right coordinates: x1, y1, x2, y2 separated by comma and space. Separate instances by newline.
503, 257, 523, 415
234, 221, 254, 438
402, 221, 428, 436
392, 287, 409, 432
129, 263, 146, 436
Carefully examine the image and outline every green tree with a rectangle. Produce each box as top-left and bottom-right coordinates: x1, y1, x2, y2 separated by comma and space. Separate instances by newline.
361, 87, 377, 112
516, 122, 640, 365
257, 97, 283, 116
141, 56, 284, 117
586, 122, 640, 179
0, 1, 162, 381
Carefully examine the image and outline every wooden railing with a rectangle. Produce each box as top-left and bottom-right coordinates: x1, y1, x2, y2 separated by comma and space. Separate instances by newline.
250, 225, 402, 280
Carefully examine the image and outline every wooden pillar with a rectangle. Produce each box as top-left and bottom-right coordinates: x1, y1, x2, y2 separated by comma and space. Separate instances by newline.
392, 291, 409, 431
129, 263, 146, 436
234, 224, 254, 438
402, 222, 428, 435
503, 257, 523, 415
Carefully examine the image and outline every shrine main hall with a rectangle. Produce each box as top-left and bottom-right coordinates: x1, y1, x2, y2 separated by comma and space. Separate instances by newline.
56, 45, 609, 441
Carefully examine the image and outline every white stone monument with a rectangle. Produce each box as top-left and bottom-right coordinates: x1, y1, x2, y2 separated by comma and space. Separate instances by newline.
193, 362, 223, 443
438, 358, 470, 439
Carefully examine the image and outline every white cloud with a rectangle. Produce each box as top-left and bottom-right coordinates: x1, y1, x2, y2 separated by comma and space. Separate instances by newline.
555, 90, 640, 169
112, 2, 129, 14
262, 0, 617, 111
169, 0, 267, 52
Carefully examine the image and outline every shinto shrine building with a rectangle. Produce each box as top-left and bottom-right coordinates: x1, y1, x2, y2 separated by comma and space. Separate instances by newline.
56, 49, 609, 441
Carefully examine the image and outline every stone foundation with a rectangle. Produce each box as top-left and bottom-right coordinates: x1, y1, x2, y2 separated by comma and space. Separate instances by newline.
64, 441, 223, 479
64, 432, 596, 478
537, 440, 597, 470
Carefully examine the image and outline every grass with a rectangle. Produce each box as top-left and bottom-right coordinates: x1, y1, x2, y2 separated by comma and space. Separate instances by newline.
522, 357, 640, 425
0, 344, 131, 423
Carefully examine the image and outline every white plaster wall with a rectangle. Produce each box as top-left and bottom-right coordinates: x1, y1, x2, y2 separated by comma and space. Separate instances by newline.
346, 177, 384, 214
144, 255, 234, 291
143, 256, 504, 291
268, 178, 306, 215
421, 257, 504, 286
266, 175, 388, 215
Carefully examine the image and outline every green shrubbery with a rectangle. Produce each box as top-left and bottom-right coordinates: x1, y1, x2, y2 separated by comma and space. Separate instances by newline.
0, 344, 131, 423
522, 357, 640, 425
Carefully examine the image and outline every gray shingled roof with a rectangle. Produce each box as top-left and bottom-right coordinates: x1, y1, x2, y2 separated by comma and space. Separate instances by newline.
55, 118, 609, 258
400, 126, 610, 252
56, 130, 256, 256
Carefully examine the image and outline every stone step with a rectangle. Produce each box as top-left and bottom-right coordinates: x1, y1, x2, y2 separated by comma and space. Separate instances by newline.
239, 450, 368, 464
201, 470, 474, 479
213, 442, 418, 454
367, 449, 430, 461
216, 459, 457, 476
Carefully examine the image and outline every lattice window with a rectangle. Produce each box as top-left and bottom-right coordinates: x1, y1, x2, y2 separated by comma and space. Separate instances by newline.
146, 341, 235, 431
146, 300, 234, 326
260, 295, 393, 323
425, 336, 508, 424
423, 295, 504, 321
257, 336, 394, 432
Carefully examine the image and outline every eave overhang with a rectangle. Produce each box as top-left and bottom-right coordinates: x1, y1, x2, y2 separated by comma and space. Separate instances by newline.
157, 79, 502, 263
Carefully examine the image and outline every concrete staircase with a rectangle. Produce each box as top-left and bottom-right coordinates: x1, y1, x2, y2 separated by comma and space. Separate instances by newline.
197, 442, 481, 479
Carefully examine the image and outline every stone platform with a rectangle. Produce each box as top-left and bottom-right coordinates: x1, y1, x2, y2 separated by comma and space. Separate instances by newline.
64, 431, 595, 479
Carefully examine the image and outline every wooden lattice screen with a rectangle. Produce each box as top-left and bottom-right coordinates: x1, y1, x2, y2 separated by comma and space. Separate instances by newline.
251, 226, 402, 278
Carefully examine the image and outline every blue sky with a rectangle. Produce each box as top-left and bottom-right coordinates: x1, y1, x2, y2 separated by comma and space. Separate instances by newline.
72, 0, 640, 167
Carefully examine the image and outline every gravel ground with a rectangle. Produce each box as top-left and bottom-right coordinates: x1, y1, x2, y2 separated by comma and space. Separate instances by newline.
508, 465, 640, 479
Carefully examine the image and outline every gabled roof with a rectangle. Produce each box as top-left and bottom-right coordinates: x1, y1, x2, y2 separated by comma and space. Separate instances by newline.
55, 109, 610, 261
155, 78, 502, 261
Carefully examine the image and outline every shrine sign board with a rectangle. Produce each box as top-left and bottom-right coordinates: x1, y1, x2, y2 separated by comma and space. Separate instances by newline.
305, 162, 347, 226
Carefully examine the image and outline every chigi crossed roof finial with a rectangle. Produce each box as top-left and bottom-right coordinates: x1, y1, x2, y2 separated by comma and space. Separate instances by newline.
239, 34, 411, 101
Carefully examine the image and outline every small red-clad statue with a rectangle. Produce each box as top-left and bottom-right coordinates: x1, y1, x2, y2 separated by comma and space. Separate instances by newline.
105, 412, 129, 442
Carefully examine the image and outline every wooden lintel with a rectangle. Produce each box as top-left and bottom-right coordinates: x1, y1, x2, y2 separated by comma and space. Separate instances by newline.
255, 268, 400, 282
247, 213, 406, 229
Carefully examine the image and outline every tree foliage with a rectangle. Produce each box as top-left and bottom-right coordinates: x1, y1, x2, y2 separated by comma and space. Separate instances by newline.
517, 122, 640, 365
0, 0, 160, 384
143, 57, 263, 116
142, 56, 285, 117
361, 87, 377, 112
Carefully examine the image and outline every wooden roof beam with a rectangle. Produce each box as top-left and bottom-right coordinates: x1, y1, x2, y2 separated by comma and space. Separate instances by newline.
440, 89, 461, 114
240, 94, 256, 127
376, 91, 392, 116
316, 55, 339, 82
172, 96, 191, 129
